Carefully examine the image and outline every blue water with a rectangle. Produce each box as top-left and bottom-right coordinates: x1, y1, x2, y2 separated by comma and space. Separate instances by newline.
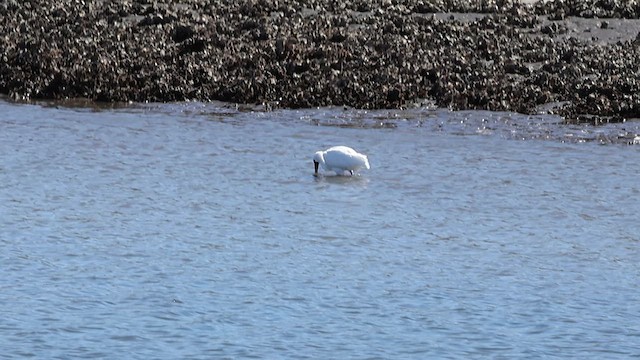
1, 99, 639, 358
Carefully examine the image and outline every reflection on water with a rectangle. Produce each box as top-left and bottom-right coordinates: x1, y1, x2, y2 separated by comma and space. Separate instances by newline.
1, 99, 640, 359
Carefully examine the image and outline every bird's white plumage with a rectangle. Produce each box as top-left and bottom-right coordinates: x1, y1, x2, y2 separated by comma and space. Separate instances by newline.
313, 146, 370, 175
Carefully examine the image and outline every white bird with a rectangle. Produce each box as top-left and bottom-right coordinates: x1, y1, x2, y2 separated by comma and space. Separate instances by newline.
313, 146, 370, 176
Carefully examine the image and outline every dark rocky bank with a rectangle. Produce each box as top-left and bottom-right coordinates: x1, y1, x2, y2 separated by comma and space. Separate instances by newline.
1, 0, 639, 122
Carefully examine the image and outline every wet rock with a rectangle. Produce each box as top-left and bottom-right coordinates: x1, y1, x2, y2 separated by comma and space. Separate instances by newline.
504, 61, 530, 75
541, 22, 567, 35
173, 25, 195, 43
138, 14, 172, 27
329, 32, 348, 43
387, 87, 402, 102
179, 38, 205, 56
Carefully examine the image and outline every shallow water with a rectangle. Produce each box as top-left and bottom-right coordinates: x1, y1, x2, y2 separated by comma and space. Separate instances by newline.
1, 99, 640, 358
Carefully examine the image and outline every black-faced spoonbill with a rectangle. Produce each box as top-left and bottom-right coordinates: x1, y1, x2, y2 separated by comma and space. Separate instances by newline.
313, 146, 370, 176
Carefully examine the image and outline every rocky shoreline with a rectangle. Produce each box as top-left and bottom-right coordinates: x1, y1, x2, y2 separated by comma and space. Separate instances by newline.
1, 0, 639, 121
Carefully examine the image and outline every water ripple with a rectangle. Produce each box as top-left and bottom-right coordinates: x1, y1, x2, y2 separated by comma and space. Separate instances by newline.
1, 99, 640, 358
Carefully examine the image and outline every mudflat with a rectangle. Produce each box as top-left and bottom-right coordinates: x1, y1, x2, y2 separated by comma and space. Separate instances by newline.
1, 0, 639, 121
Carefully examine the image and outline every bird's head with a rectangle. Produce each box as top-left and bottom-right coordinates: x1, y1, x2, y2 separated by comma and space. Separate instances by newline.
312, 151, 323, 174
